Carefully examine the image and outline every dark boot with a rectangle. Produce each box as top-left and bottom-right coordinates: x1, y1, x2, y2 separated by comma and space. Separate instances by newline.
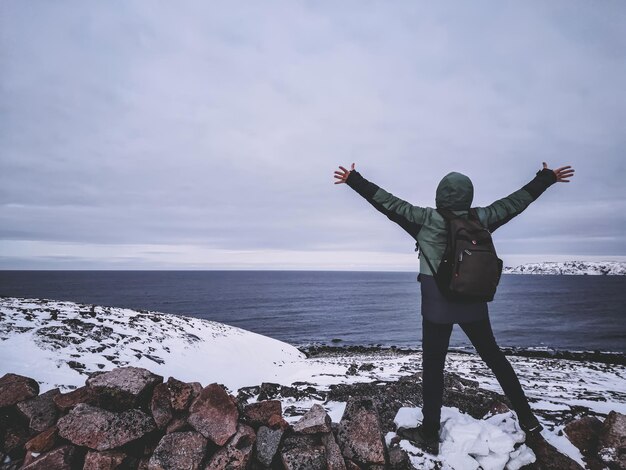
517, 412, 543, 433
397, 424, 440, 455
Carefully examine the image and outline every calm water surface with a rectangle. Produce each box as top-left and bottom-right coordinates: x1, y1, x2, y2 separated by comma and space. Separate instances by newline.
1, 271, 624, 352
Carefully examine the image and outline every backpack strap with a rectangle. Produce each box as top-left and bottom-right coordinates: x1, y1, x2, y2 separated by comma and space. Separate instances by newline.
436, 207, 458, 221
468, 208, 486, 228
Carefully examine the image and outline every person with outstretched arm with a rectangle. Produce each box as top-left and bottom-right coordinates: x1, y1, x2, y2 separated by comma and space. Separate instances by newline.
334, 162, 575, 455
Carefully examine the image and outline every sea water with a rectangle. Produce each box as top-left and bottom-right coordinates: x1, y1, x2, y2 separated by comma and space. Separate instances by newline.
0, 271, 624, 352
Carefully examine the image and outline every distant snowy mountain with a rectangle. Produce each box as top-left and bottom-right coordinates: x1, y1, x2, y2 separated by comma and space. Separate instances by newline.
502, 260, 626, 275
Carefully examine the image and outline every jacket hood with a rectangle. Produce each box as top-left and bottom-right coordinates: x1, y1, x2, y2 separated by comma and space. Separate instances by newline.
435, 172, 474, 210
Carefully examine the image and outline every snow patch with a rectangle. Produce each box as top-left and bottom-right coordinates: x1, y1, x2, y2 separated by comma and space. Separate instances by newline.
392, 407, 536, 470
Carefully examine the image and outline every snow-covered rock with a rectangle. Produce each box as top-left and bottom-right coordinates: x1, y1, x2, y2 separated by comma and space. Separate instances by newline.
502, 260, 626, 275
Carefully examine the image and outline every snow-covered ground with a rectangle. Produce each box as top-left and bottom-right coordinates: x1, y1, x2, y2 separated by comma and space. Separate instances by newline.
2, 297, 625, 469
502, 260, 626, 275
0, 296, 306, 391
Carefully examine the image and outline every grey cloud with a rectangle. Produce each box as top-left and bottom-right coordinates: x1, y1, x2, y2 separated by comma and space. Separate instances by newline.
1, 1, 625, 269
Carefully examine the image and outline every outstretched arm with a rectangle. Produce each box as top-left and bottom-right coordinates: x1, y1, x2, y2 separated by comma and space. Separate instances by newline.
475, 162, 575, 232
334, 163, 427, 238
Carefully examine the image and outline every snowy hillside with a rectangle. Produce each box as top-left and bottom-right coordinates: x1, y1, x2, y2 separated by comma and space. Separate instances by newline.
0, 296, 306, 392
502, 261, 626, 275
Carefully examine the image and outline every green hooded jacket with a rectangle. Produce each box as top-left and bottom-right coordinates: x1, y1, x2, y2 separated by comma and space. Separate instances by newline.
345, 168, 557, 276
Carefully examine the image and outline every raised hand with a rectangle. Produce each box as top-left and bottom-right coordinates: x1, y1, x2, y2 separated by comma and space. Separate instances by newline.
334, 163, 356, 184
543, 162, 575, 182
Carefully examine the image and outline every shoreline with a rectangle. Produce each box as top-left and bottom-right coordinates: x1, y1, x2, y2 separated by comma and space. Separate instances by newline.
297, 344, 626, 366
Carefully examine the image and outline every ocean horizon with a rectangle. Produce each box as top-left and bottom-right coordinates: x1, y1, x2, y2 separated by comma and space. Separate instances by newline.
1, 270, 625, 353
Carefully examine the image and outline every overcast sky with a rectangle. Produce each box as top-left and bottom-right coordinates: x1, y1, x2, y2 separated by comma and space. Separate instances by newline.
1, 1, 625, 270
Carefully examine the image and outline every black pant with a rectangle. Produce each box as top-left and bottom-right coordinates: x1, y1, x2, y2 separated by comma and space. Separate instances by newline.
421, 316, 533, 432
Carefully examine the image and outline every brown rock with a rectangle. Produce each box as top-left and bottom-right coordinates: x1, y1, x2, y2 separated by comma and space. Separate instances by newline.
243, 400, 282, 428
166, 415, 190, 434
388, 445, 412, 470
525, 432, 584, 470
485, 400, 511, 417
86, 367, 163, 410
166, 378, 200, 412
598, 410, 626, 469
188, 383, 238, 446
257, 382, 281, 401
57, 403, 156, 450
21, 444, 77, 470
53, 385, 101, 412
0, 373, 39, 408
150, 383, 173, 430
267, 413, 289, 430
564, 416, 603, 455
0, 406, 30, 456
3, 462, 21, 470
321, 432, 347, 470
254, 426, 284, 467
337, 397, 386, 467
280, 434, 327, 470
344, 460, 361, 470
292, 404, 332, 434
191, 382, 203, 395
148, 431, 207, 470
17, 388, 60, 433
83, 449, 127, 470
25, 425, 59, 453
22, 450, 39, 468
204, 424, 256, 469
